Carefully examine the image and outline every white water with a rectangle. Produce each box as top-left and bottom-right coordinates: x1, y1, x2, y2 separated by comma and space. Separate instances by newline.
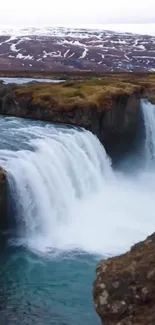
0, 77, 65, 85
141, 99, 155, 164
0, 101, 155, 256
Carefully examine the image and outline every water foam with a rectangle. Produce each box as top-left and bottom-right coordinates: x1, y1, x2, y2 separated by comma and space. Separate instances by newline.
0, 102, 155, 257
141, 99, 155, 164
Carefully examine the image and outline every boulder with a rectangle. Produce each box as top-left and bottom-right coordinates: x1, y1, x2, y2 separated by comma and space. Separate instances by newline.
93, 233, 155, 325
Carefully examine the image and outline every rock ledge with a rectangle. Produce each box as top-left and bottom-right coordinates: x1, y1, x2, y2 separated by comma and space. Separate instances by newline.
93, 233, 155, 325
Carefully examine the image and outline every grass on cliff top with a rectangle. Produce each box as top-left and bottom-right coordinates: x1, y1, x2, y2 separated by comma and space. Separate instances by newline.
14, 74, 155, 111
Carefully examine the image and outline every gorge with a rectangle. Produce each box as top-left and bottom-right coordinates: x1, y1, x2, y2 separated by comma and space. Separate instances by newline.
0, 75, 155, 324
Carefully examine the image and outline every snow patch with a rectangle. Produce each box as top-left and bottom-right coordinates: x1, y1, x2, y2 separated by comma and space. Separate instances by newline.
68, 52, 75, 58
134, 39, 139, 46
57, 39, 85, 47
43, 50, 62, 58
136, 44, 146, 50
0, 36, 17, 46
110, 39, 127, 44
16, 53, 34, 60
16, 53, 25, 59
64, 49, 70, 58
10, 43, 20, 52
132, 55, 155, 59
124, 54, 130, 60
79, 48, 88, 59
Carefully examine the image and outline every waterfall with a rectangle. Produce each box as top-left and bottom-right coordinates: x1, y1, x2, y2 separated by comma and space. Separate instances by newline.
0, 118, 114, 253
141, 99, 155, 164
1, 113, 155, 256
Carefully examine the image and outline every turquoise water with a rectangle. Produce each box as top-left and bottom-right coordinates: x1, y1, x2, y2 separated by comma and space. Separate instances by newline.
1, 101, 155, 325
0, 247, 100, 325
0, 116, 102, 325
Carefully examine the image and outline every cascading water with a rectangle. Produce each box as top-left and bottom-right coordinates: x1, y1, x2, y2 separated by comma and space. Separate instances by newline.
1, 108, 155, 256
1, 102, 155, 325
141, 99, 155, 164
0, 117, 114, 254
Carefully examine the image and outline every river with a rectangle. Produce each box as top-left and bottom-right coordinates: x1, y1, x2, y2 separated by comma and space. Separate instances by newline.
0, 99, 155, 324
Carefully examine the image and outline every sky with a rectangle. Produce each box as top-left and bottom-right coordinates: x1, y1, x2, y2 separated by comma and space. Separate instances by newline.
1, 0, 155, 26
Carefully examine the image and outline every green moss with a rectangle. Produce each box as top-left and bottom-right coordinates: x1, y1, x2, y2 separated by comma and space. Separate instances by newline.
14, 73, 155, 112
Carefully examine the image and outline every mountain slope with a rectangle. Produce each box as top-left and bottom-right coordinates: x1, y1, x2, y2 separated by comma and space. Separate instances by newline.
0, 27, 155, 72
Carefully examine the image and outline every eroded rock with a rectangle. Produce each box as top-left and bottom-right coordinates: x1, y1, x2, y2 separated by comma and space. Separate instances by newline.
93, 233, 155, 325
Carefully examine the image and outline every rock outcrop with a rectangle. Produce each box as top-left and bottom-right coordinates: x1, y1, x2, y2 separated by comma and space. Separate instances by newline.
93, 233, 155, 325
1, 73, 155, 160
0, 91, 141, 158
0, 167, 8, 231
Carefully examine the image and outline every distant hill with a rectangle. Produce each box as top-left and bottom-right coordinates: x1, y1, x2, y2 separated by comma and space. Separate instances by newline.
0, 26, 155, 72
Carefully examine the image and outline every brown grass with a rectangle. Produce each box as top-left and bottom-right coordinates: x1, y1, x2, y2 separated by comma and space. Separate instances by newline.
14, 73, 155, 111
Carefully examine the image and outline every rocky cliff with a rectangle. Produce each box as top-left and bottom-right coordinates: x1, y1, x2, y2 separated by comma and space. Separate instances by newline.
0, 73, 155, 159
93, 233, 155, 325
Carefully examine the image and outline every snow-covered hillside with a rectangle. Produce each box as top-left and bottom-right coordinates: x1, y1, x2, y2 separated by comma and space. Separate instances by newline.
0, 26, 155, 72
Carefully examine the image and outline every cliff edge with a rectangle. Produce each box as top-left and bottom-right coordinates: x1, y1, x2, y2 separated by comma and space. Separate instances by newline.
93, 233, 155, 325
0, 73, 155, 159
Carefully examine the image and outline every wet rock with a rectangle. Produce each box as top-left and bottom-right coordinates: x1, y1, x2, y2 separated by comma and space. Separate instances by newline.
93, 233, 155, 325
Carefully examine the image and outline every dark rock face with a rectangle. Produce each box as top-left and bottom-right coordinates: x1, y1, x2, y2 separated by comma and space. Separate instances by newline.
93, 233, 155, 325
96, 93, 142, 159
0, 84, 143, 160
0, 27, 155, 72
0, 167, 8, 231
